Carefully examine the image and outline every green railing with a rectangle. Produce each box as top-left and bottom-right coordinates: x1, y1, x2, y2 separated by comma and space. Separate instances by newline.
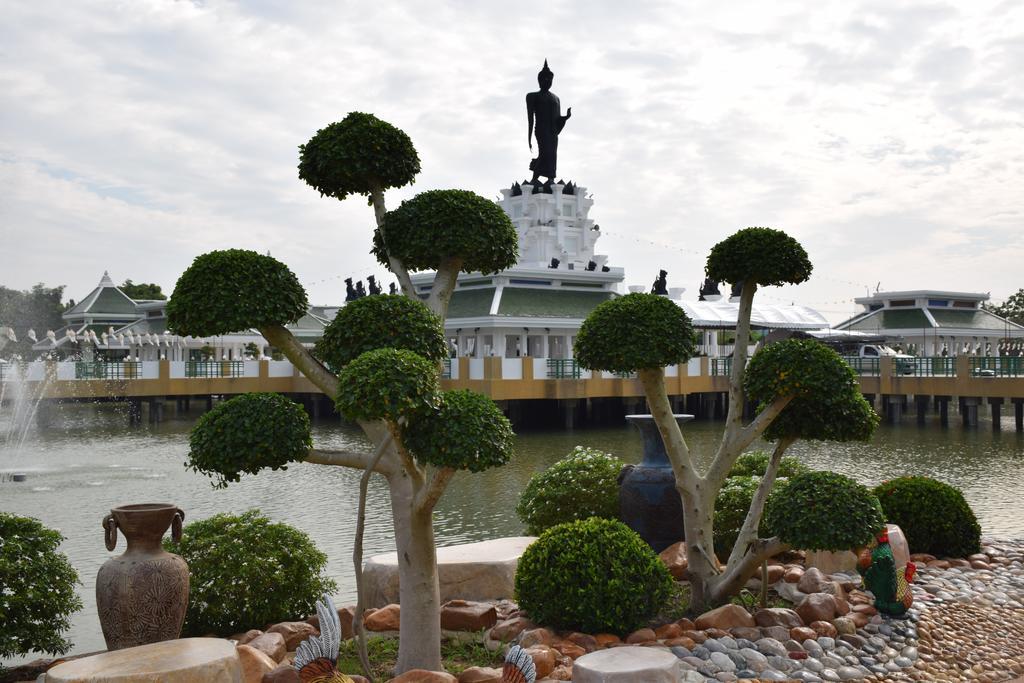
441, 358, 452, 379
547, 358, 581, 379
841, 357, 880, 376
970, 356, 1024, 377
710, 357, 732, 376
893, 357, 955, 377
75, 362, 139, 379
185, 361, 244, 378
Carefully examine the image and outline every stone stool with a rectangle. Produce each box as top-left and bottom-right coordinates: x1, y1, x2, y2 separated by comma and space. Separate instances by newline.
46, 638, 241, 683
572, 646, 680, 682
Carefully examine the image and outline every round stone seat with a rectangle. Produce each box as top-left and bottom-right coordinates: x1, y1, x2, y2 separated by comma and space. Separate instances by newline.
46, 638, 241, 683
572, 645, 680, 682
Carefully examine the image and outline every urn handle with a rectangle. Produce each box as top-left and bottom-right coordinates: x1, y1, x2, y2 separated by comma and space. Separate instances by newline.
103, 513, 118, 551
171, 507, 185, 542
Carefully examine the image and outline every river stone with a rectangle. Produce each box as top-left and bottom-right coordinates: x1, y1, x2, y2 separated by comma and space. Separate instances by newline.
572, 646, 680, 682
47, 638, 241, 683
362, 536, 535, 607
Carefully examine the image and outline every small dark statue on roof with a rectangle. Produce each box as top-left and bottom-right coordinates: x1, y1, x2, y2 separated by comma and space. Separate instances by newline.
389, 282, 398, 295
527, 60, 571, 184
354, 280, 366, 298
367, 275, 382, 295
698, 278, 720, 301
345, 278, 357, 302
652, 270, 668, 295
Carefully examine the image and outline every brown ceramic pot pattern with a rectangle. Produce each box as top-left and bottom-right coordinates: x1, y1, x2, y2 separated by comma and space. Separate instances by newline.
96, 503, 189, 650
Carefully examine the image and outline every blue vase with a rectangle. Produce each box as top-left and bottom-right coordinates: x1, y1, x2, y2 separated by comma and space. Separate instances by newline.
618, 414, 694, 552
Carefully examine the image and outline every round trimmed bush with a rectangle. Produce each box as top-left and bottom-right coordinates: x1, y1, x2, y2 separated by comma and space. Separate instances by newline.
336, 348, 438, 422
317, 294, 446, 370
762, 471, 884, 552
705, 227, 812, 288
187, 392, 312, 489
167, 250, 308, 337
873, 476, 981, 558
299, 112, 420, 200
713, 475, 786, 559
164, 510, 337, 635
727, 451, 810, 479
516, 446, 625, 535
373, 189, 518, 274
0, 513, 82, 658
575, 293, 696, 374
515, 517, 673, 635
403, 389, 515, 472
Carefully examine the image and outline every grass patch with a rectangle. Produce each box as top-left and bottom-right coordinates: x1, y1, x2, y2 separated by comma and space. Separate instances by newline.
336, 635, 502, 682
653, 580, 793, 625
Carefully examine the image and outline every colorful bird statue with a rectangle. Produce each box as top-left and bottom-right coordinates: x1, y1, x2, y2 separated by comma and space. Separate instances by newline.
502, 645, 536, 683
857, 527, 915, 617
293, 595, 353, 683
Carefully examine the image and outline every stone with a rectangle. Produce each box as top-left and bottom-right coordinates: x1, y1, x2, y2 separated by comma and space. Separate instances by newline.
519, 627, 557, 649
664, 637, 697, 649
784, 566, 805, 583
730, 626, 763, 641
262, 664, 300, 683
755, 638, 788, 658
549, 664, 573, 680
594, 633, 622, 647
266, 622, 318, 651
659, 541, 690, 579
796, 593, 838, 624
675, 617, 696, 631
573, 646, 680, 682
755, 608, 804, 629
831, 617, 856, 636
387, 670, 458, 682
654, 622, 682, 639
307, 606, 355, 640
790, 627, 817, 642
457, 667, 502, 683
525, 645, 556, 679
805, 550, 859, 576
761, 626, 791, 643
695, 604, 756, 630
488, 616, 534, 642
798, 567, 831, 594
709, 651, 736, 672
366, 604, 401, 631
247, 632, 287, 663
626, 628, 657, 644
552, 641, 586, 660
237, 645, 276, 683
47, 638, 241, 683
681, 630, 706, 643
886, 524, 910, 569
766, 564, 786, 583
363, 537, 535, 607
441, 600, 497, 632
232, 630, 263, 646
566, 632, 599, 652
835, 665, 863, 680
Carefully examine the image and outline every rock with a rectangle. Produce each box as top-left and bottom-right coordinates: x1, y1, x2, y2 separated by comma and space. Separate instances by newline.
909, 553, 936, 563
796, 593, 838, 624
457, 666, 502, 682
232, 629, 263, 646
519, 627, 557, 648
307, 606, 355, 640
695, 604, 756, 631
248, 632, 287, 663
363, 537, 535, 607
573, 646, 681, 682
626, 628, 657, 644
654, 623, 682, 639
594, 633, 622, 647
755, 638, 788, 658
831, 617, 856, 636
784, 566, 805, 583
566, 632, 599, 653
47, 638, 242, 683
886, 524, 910, 569
798, 567, 831, 594
809, 620, 837, 638
664, 636, 697, 649
709, 651, 736, 672
659, 541, 690, 579
262, 663, 300, 683
489, 616, 534, 642
549, 664, 574, 680
525, 645, 556, 679
387, 670, 458, 682
266, 622, 318, 651
441, 600, 497, 632
675, 617, 696, 631
366, 604, 401, 631
730, 626, 763, 641
761, 626, 791, 643
237, 644, 277, 683
790, 627, 817, 642
553, 641, 586, 660
755, 608, 804, 629
805, 550, 859, 576
766, 564, 786, 583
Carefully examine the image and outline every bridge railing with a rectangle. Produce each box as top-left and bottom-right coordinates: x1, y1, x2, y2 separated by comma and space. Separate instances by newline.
185, 361, 244, 378
842, 357, 880, 376
441, 358, 452, 380
75, 361, 140, 380
970, 357, 1024, 378
547, 358, 581, 379
711, 357, 732, 376
893, 357, 956, 377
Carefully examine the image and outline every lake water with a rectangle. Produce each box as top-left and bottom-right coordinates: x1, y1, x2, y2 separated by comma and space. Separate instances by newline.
2, 402, 1023, 662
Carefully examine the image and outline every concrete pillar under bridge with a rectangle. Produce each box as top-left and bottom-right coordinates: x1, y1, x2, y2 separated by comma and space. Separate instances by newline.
989, 397, 1004, 431
961, 397, 980, 428
1014, 399, 1024, 433
127, 399, 142, 425
915, 395, 930, 425
934, 396, 951, 427
884, 395, 905, 424
147, 398, 165, 424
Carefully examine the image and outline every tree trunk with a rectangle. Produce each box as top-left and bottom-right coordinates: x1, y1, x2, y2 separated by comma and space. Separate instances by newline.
388, 471, 443, 673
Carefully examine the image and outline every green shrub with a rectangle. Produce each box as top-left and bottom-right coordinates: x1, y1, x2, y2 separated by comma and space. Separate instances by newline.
727, 451, 810, 479
873, 476, 981, 558
516, 446, 625, 535
164, 510, 337, 635
403, 390, 515, 473
515, 518, 673, 635
0, 513, 82, 658
336, 348, 439, 422
187, 393, 312, 488
715, 476, 765, 559
762, 471, 884, 552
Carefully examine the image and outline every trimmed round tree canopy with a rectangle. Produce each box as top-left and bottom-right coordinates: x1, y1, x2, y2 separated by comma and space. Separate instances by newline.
336, 348, 439, 422
167, 250, 308, 336
706, 227, 812, 288
187, 393, 312, 488
763, 470, 885, 552
317, 294, 447, 370
575, 293, 696, 374
745, 338, 879, 442
298, 112, 420, 200
372, 189, 518, 274
403, 389, 515, 472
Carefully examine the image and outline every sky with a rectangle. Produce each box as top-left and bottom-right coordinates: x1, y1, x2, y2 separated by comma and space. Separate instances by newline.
1, 0, 1022, 323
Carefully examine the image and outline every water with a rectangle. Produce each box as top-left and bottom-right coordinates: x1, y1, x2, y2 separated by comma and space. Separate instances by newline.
1, 402, 1023, 663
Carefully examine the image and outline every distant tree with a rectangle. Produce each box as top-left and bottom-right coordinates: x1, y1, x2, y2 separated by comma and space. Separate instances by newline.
120, 280, 166, 301
984, 289, 1024, 326
0, 284, 66, 358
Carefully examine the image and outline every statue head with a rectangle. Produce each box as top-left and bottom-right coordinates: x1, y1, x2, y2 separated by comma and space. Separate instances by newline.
537, 59, 554, 90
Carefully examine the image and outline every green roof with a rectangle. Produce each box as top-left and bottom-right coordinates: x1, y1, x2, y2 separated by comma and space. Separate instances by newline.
843, 309, 931, 331
446, 288, 497, 318
497, 288, 612, 318
66, 286, 138, 316
929, 308, 1019, 331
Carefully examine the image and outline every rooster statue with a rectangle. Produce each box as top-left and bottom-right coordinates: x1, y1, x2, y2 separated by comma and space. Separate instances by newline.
857, 527, 915, 617
293, 595, 353, 683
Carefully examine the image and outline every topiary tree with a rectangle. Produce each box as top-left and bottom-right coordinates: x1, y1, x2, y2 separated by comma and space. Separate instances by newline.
167, 112, 519, 674
516, 446, 625, 535
163, 510, 337, 635
575, 227, 879, 610
873, 476, 981, 558
515, 517, 673, 635
726, 451, 810, 479
0, 513, 83, 660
